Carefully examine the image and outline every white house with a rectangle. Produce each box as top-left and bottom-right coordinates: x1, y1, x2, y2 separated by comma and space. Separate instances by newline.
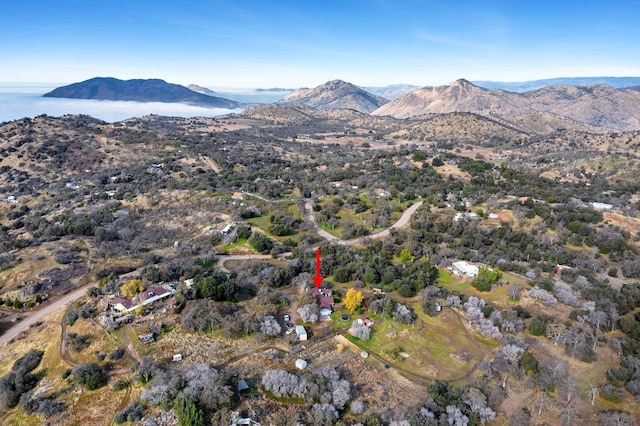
450, 261, 479, 278
296, 325, 307, 341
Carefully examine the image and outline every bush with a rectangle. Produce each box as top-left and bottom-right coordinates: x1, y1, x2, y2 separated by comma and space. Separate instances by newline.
114, 401, 144, 424
72, 363, 108, 390
109, 348, 126, 361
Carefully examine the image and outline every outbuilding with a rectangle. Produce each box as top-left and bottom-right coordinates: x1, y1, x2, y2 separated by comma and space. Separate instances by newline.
295, 359, 308, 369
296, 325, 307, 341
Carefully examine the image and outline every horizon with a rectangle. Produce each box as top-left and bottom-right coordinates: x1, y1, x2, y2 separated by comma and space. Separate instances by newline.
2, 1, 639, 88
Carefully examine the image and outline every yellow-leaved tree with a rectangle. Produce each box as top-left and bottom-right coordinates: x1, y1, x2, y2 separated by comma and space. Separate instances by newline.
120, 279, 143, 298
344, 288, 363, 313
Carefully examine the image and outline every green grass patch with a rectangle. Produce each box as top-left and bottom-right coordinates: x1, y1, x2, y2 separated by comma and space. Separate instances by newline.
219, 237, 252, 253
436, 268, 454, 284
347, 308, 495, 381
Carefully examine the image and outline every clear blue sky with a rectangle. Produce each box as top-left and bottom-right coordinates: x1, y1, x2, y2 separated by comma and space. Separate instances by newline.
2, 0, 639, 88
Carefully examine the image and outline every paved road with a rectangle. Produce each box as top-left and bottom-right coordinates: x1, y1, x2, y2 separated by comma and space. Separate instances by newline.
0, 284, 93, 345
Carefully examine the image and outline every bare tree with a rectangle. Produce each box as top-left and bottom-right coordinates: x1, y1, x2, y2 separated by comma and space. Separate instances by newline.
588, 383, 598, 405
297, 304, 319, 323
536, 393, 554, 416
260, 315, 282, 336
349, 320, 371, 340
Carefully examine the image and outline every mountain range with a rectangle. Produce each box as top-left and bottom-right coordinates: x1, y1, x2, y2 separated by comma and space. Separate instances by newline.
472, 76, 640, 92
44, 76, 640, 131
371, 79, 640, 131
44, 77, 242, 109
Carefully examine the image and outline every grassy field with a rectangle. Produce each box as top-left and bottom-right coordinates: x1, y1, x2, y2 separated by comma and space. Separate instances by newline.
345, 307, 496, 382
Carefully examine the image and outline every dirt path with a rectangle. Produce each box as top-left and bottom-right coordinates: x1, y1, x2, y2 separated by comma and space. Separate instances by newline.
199, 154, 221, 174
0, 283, 94, 346
305, 200, 424, 246
214, 254, 275, 272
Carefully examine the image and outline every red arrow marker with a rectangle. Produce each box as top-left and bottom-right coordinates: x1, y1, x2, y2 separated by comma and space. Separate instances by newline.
313, 249, 323, 288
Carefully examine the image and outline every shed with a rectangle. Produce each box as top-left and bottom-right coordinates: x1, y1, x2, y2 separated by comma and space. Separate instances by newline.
295, 359, 308, 369
296, 325, 307, 341
237, 379, 249, 392
172, 354, 183, 362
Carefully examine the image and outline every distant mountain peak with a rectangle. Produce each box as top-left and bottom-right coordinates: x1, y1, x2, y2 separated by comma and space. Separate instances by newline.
44, 77, 241, 109
277, 79, 388, 114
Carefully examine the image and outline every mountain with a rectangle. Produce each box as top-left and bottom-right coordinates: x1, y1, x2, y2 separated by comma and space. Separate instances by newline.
372, 79, 640, 131
277, 79, 388, 114
44, 77, 242, 109
187, 84, 218, 96
363, 84, 419, 100
373, 79, 528, 118
473, 76, 640, 92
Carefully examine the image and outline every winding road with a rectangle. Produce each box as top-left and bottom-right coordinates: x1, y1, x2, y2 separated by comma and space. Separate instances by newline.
304, 200, 423, 246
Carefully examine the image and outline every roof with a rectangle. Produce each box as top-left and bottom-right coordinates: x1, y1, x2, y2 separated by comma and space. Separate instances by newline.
310, 287, 335, 311
112, 297, 134, 309
141, 286, 168, 300
295, 325, 307, 335
237, 379, 249, 391
451, 261, 479, 276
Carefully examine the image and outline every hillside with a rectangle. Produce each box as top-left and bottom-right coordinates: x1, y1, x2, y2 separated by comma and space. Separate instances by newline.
277, 79, 388, 114
44, 77, 242, 109
373, 79, 640, 131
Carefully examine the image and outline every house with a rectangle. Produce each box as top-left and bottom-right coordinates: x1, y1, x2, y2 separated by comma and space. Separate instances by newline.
374, 188, 390, 198
213, 222, 233, 235
454, 212, 480, 222
296, 325, 307, 341
111, 296, 134, 312
295, 359, 308, 369
450, 261, 479, 278
232, 192, 246, 200
310, 287, 335, 312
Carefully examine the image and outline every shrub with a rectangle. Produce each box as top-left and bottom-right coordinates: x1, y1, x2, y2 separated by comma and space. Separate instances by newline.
72, 363, 108, 390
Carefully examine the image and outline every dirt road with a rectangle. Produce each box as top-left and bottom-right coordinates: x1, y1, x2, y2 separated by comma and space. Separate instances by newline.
0, 284, 92, 346
305, 200, 423, 246
199, 154, 221, 174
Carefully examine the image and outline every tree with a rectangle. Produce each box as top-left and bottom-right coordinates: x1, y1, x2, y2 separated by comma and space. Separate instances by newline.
175, 393, 204, 426
120, 279, 143, 298
350, 320, 371, 340
507, 283, 521, 301
344, 288, 363, 313
260, 315, 282, 336
471, 267, 501, 292
297, 304, 319, 323
72, 363, 108, 390
399, 248, 414, 263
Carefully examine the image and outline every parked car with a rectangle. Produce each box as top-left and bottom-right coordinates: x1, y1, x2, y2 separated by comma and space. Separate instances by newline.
286, 322, 293, 328
284, 314, 290, 322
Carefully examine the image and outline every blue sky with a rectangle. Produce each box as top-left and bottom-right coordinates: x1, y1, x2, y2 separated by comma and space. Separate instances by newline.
2, 0, 639, 88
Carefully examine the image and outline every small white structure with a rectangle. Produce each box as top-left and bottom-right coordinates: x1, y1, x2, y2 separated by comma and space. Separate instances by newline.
184, 278, 194, 288
295, 359, 308, 369
450, 261, 479, 278
296, 325, 307, 341
319, 308, 332, 320
454, 212, 480, 222
172, 354, 183, 362
360, 351, 369, 359
590, 202, 613, 210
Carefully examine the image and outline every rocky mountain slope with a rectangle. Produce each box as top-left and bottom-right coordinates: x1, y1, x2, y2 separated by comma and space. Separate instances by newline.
44, 77, 242, 109
372, 79, 640, 131
277, 79, 388, 114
